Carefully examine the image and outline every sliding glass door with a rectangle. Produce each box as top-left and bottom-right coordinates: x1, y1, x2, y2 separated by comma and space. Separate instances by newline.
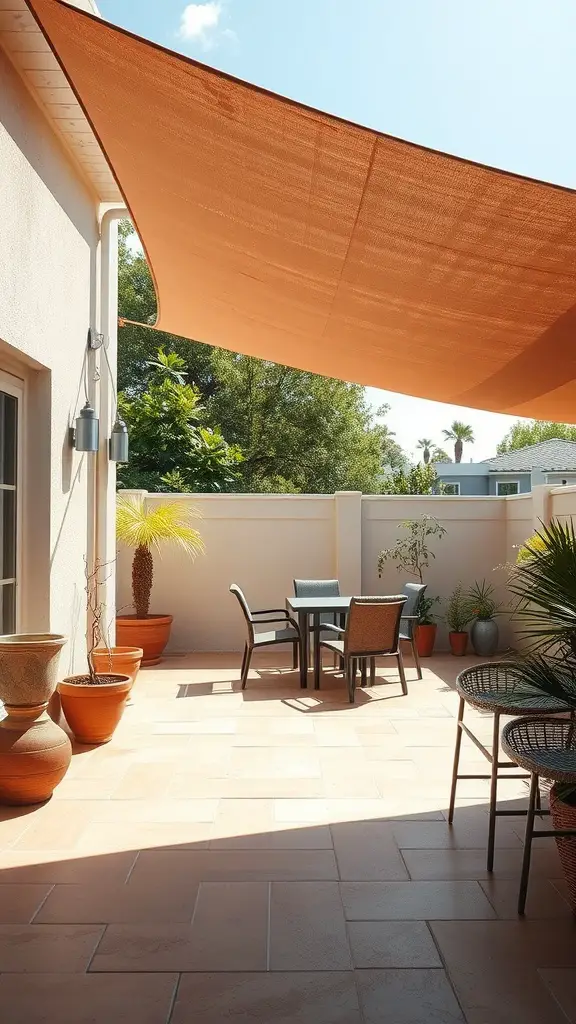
0, 374, 21, 634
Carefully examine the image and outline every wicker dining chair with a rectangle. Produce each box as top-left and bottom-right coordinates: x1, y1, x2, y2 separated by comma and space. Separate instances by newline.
294, 578, 342, 667
318, 595, 407, 703
230, 584, 300, 689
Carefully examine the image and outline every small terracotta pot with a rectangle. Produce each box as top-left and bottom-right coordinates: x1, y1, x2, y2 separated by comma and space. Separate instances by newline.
92, 647, 143, 690
58, 674, 131, 745
414, 623, 436, 658
549, 784, 576, 911
0, 704, 72, 805
449, 631, 468, 656
115, 615, 173, 666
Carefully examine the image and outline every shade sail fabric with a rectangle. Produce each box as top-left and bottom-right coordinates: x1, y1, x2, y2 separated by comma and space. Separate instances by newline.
25, 0, 576, 420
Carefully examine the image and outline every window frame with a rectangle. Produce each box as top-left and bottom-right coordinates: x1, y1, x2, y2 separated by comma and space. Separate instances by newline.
496, 479, 520, 496
443, 482, 461, 496
0, 370, 24, 632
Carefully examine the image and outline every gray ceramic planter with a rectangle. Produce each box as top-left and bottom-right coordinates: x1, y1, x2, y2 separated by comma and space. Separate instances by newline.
471, 618, 499, 657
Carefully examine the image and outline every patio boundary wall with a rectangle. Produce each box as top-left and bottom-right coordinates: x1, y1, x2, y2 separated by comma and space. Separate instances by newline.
116, 485, 576, 654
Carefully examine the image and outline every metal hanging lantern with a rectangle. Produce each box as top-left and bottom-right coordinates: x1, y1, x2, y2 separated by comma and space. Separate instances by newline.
109, 416, 129, 463
74, 402, 99, 452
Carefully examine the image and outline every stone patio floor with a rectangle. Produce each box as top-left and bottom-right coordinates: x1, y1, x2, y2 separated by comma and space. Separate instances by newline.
0, 651, 575, 1023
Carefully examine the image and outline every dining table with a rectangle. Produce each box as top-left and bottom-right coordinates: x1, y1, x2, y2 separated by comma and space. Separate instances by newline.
285, 595, 352, 690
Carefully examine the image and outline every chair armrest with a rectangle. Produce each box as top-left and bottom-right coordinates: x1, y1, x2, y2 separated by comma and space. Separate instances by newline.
253, 608, 290, 618
401, 615, 418, 621
320, 623, 345, 634
253, 616, 293, 625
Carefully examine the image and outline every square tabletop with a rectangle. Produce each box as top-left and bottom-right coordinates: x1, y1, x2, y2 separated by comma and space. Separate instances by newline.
286, 596, 352, 614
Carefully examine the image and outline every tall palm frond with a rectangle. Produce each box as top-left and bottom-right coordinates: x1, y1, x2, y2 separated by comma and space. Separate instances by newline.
508, 518, 576, 659
442, 420, 475, 463
116, 496, 204, 557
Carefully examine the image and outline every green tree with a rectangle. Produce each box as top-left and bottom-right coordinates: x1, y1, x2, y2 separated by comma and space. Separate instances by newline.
416, 438, 433, 465
117, 351, 242, 493
431, 446, 452, 463
442, 420, 475, 463
497, 420, 576, 454
380, 463, 442, 495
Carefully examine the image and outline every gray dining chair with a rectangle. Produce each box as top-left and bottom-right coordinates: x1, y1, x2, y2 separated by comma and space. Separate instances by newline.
230, 585, 300, 689
294, 578, 342, 667
319, 595, 407, 703
399, 582, 427, 679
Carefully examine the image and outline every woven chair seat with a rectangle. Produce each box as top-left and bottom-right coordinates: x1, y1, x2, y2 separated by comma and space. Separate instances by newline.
502, 716, 576, 783
456, 662, 572, 717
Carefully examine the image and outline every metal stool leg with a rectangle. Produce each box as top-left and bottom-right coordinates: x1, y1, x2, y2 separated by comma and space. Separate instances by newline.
487, 711, 501, 872
448, 697, 465, 825
518, 771, 539, 916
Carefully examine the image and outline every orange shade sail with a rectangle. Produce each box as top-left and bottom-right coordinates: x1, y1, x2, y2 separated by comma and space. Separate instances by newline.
26, 0, 576, 419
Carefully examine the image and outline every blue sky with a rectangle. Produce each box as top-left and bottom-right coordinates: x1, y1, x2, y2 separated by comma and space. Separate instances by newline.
98, 0, 576, 459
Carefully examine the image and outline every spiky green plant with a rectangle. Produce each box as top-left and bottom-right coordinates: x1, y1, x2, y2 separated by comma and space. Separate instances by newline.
116, 496, 204, 618
508, 519, 576, 660
445, 584, 474, 633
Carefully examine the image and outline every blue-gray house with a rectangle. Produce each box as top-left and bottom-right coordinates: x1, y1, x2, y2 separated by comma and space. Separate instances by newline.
434, 439, 576, 496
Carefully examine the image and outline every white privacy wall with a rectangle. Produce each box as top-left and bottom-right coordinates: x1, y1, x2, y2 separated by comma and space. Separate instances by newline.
116, 485, 576, 654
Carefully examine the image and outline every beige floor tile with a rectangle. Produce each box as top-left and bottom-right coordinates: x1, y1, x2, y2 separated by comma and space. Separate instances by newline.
74, 820, 211, 852
403, 846, 563, 881
331, 822, 409, 881
210, 824, 333, 850
0, 924, 103, 972
110, 763, 176, 799
0, 883, 53, 923
341, 881, 496, 920
128, 847, 339, 885
171, 972, 362, 1023
86, 798, 219, 823
91, 882, 268, 971
35, 878, 199, 924
0, 972, 178, 1024
348, 921, 442, 968
269, 881, 351, 970
356, 969, 464, 1024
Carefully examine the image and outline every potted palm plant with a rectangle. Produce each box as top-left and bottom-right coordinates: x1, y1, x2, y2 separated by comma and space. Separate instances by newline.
445, 584, 473, 656
467, 579, 501, 656
116, 495, 204, 664
508, 519, 576, 908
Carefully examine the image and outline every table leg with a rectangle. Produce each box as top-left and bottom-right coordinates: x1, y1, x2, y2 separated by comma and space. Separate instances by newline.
298, 611, 308, 688
313, 612, 321, 690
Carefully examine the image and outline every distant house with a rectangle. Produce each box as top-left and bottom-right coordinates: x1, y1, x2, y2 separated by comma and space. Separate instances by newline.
434, 439, 576, 496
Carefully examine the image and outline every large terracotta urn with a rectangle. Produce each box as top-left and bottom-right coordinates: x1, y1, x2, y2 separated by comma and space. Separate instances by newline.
0, 634, 71, 805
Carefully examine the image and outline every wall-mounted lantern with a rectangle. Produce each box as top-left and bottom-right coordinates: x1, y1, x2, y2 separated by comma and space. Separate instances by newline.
73, 401, 99, 452
109, 416, 129, 463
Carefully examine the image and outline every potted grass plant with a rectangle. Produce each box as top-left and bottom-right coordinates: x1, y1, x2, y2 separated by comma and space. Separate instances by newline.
467, 579, 501, 656
445, 583, 473, 656
508, 519, 576, 908
116, 495, 204, 665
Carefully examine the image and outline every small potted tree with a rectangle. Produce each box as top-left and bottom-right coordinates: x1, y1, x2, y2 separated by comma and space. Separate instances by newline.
378, 515, 446, 658
445, 583, 473, 656
116, 495, 204, 664
58, 560, 131, 745
467, 579, 501, 656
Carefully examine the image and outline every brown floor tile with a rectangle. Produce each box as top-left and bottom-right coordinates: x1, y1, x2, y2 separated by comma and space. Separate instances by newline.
355, 969, 464, 1024
171, 971, 362, 1023
0, 883, 53, 923
129, 847, 339, 884
91, 881, 268, 971
0, 851, 137, 884
480, 878, 573, 919
35, 879, 199, 924
269, 881, 351, 970
0, 924, 103, 972
403, 846, 563, 881
341, 881, 496, 920
331, 822, 409, 881
0, 972, 178, 1023
210, 824, 333, 849
539, 969, 576, 1023
348, 921, 442, 968
392, 820, 522, 851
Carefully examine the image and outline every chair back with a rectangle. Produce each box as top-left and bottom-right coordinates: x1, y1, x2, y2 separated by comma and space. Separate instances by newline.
345, 596, 406, 656
293, 579, 340, 598
230, 585, 255, 641
401, 583, 427, 638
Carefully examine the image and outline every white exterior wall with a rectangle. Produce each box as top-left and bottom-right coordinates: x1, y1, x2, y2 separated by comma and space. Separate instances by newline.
0, 49, 100, 673
115, 488, 576, 654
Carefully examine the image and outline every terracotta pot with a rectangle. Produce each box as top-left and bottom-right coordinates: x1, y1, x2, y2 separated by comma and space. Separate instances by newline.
58, 674, 131, 745
549, 784, 576, 911
449, 631, 468, 656
414, 623, 436, 658
0, 704, 72, 805
92, 647, 143, 690
115, 615, 173, 666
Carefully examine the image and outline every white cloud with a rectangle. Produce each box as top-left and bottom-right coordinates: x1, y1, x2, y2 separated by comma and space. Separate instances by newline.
178, 3, 222, 46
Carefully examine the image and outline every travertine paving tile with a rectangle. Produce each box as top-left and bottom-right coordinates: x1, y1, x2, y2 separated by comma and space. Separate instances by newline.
355, 969, 465, 1024
269, 881, 351, 970
0, 972, 178, 1023
0, 924, 103, 972
348, 921, 442, 968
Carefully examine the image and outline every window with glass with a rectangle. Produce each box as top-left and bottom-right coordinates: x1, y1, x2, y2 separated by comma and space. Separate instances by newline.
0, 387, 18, 633
496, 480, 519, 496
443, 482, 460, 495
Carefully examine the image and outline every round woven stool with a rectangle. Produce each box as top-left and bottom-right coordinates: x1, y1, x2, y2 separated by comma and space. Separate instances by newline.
448, 662, 572, 871
502, 716, 576, 915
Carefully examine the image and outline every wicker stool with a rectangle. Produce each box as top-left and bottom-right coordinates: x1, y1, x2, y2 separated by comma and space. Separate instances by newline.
448, 662, 572, 871
502, 716, 576, 914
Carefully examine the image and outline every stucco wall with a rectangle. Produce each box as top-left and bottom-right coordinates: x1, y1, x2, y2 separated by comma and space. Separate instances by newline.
0, 50, 99, 672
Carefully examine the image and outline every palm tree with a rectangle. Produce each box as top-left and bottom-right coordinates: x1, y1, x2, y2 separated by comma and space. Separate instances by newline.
416, 438, 434, 465
442, 421, 475, 463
